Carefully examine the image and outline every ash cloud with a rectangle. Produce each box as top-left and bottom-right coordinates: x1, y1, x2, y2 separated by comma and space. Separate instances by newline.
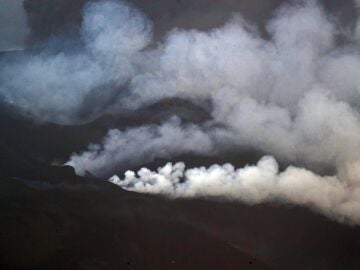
3, 0, 360, 224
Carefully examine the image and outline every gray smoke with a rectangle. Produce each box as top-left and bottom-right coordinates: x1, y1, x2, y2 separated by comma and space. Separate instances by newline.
3, 0, 360, 223
69, 117, 215, 176
0, 0, 152, 123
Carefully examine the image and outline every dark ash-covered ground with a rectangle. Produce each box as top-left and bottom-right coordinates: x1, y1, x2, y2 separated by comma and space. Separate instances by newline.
1, 103, 360, 270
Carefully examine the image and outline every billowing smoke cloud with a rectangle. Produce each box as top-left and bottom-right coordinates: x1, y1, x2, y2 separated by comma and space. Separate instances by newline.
109, 156, 360, 224
3, 0, 360, 224
0, 0, 152, 123
67, 0, 360, 170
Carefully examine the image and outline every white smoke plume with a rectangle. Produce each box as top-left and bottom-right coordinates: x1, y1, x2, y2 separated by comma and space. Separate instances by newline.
109, 156, 360, 224
3, 0, 360, 224
68, 117, 215, 176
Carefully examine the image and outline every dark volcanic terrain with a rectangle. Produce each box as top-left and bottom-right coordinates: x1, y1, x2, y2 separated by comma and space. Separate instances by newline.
1, 106, 360, 270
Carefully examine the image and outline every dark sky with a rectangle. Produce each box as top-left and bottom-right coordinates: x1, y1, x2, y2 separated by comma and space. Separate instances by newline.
131, 0, 356, 37
0, 0, 29, 51
1, 0, 357, 49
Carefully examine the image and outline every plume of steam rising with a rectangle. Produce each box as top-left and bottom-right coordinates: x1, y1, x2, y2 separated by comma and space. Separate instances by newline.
3, 0, 360, 224
109, 156, 360, 224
